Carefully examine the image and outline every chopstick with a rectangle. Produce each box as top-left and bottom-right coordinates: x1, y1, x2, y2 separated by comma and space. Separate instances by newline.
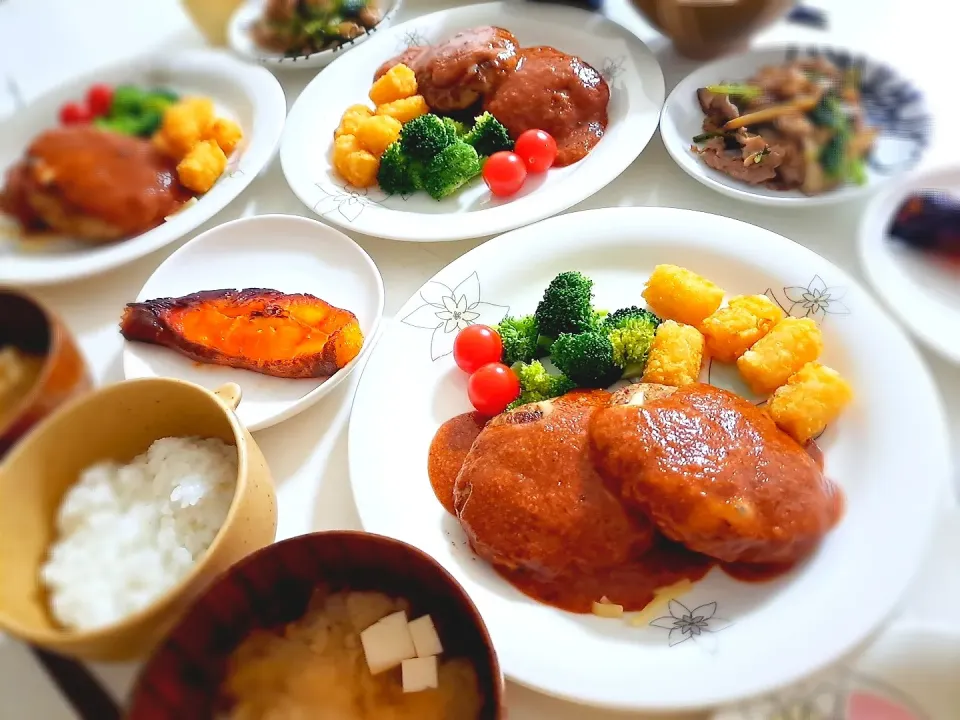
29, 646, 121, 720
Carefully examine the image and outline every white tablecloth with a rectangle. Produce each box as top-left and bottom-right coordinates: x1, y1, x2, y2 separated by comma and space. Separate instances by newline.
1, 1, 958, 718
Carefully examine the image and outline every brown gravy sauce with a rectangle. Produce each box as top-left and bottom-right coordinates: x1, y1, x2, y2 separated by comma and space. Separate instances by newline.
428, 412, 829, 614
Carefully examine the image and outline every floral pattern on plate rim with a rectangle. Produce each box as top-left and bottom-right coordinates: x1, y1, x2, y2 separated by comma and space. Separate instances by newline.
649, 599, 732, 651
784, 45, 931, 175
400, 272, 510, 360
313, 182, 388, 222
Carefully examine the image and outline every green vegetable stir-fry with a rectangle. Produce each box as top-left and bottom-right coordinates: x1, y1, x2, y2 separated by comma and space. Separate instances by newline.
252, 0, 383, 56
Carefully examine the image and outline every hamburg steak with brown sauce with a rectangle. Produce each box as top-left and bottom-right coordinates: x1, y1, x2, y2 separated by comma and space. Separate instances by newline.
0, 126, 190, 242
589, 383, 843, 565
453, 390, 656, 581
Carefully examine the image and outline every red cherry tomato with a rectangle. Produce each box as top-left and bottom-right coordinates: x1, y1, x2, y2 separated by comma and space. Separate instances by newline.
482, 151, 527, 197
467, 362, 521, 416
59, 101, 91, 125
514, 129, 558, 173
86, 84, 114, 118
453, 324, 503, 374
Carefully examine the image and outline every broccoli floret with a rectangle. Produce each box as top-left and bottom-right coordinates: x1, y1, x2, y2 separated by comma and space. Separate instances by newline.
109, 85, 148, 117
400, 114, 455, 161
550, 331, 620, 388
507, 360, 576, 410
443, 117, 467, 140
603, 306, 662, 378
423, 142, 481, 200
497, 314, 540, 365
93, 115, 143, 136
378, 141, 425, 196
534, 271, 596, 344
463, 112, 513, 156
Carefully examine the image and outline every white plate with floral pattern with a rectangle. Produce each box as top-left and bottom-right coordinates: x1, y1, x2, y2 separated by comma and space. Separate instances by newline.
227, 0, 403, 70
280, 2, 664, 242
660, 45, 931, 207
0, 50, 285, 286
347, 207, 950, 711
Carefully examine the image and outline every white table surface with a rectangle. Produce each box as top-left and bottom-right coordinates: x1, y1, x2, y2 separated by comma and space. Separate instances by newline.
1, 1, 958, 718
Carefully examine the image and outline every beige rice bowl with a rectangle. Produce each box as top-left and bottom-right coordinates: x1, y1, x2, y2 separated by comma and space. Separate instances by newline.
40, 436, 237, 631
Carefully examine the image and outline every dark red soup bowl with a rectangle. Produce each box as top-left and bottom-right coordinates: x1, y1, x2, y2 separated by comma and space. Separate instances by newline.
126, 531, 505, 719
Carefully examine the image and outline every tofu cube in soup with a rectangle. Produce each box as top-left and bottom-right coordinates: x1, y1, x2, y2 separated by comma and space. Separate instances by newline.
408, 615, 444, 658
641, 265, 724, 328
737, 317, 823, 395
701, 294, 785, 363
360, 610, 417, 674
402, 656, 439, 693
641, 320, 705, 387
768, 362, 854, 444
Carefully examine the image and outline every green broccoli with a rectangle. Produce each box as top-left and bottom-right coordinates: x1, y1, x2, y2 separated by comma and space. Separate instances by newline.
463, 112, 513, 156
507, 360, 576, 410
550, 331, 620, 388
423, 142, 482, 200
534, 271, 596, 344
603, 306, 662, 378
497, 314, 540, 365
109, 85, 149, 117
443, 117, 467, 141
93, 115, 143, 137
378, 141, 425, 196
400, 114, 455, 161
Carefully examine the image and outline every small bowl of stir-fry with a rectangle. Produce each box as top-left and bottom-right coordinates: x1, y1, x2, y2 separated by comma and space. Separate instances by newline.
228, 0, 402, 69
660, 45, 931, 206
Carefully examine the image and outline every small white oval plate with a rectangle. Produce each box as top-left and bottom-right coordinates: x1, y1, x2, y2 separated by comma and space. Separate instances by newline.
859, 165, 960, 364
348, 207, 950, 712
123, 214, 384, 431
0, 50, 285, 287
228, 0, 403, 70
281, 1, 664, 242
660, 45, 931, 207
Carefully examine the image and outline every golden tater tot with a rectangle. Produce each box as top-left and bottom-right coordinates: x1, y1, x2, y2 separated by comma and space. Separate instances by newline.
204, 117, 243, 155
368, 63, 418, 106
768, 362, 854, 444
337, 150, 380, 188
642, 264, 725, 328
336, 104, 374, 138
354, 114, 403, 157
156, 96, 216, 160
176, 139, 227, 194
737, 317, 823, 395
375, 95, 429, 124
701, 295, 785, 363
333, 133, 362, 166
641, 320, 705, 387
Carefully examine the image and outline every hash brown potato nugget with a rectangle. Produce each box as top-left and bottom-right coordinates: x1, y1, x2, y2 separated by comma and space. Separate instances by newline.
768, 362, 854, 444
376, 95, 429, 124
338, 149, 380, 189
701, 294, 785, 363
737, 317, 823, 395
336, 104, 374, 138
176, 139, 227, 194
157, 96, 216, 159
355, 114, 403, 157
641, 320, 705, 387
642, 264, 725, 328
205, 117, 243, 155
368, 63, 418, 106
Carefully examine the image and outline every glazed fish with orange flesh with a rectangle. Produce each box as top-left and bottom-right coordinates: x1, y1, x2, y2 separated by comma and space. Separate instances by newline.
589, 383, 843, 565
120, 289, 364, 379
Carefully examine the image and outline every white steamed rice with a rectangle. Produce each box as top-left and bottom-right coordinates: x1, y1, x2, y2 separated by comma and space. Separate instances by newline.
40, 436, 237, 631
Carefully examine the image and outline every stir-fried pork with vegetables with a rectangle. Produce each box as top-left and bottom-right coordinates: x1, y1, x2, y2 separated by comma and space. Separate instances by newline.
691, 56, 878, 195
251, 0, 383, 57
